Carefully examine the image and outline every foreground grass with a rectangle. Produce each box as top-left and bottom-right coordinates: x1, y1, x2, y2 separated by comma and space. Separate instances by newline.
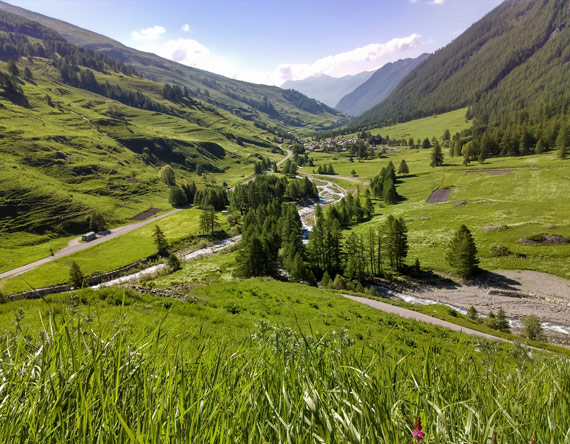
0, 282, 567, 443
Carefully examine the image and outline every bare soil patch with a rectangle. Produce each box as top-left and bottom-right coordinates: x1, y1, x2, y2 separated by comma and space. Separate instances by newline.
516, 234, 568, 245
455, 200, 467, 207
426, 188, 451, 204
131, 208, 163, 221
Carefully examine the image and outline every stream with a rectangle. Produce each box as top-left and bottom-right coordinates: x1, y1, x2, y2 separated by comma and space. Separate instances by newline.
92, 178, 570, 338
94, 178, 346, 288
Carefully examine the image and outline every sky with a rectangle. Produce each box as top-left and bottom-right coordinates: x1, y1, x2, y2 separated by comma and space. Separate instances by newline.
7, 0, 503, 86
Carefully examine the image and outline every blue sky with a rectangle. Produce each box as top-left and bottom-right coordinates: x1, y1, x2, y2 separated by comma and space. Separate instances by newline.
8, 0, 503, 85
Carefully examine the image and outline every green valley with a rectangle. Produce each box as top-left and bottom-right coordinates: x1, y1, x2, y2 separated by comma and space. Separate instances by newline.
0, 0, 569, 443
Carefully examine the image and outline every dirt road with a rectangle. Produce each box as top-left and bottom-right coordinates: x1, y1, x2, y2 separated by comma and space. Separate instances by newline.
343, 294, 510, 343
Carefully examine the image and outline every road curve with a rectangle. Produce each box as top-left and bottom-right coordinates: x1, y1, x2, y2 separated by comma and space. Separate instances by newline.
343, 294, 509, 343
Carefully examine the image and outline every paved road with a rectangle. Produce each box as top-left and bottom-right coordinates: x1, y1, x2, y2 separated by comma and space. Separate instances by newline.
1, 148, 295, 281
276, 148, 293, 167
0, 208, 186, 280
343, 294, 509, 343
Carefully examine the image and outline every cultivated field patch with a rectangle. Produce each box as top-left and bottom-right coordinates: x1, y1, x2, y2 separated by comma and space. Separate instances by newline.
426, 188, 451, 204
131, 208, 163, 221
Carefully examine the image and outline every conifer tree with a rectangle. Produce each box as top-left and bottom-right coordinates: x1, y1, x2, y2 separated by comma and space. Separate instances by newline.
496, 307, 511, 333
557, 123, 568, 160
382, 178, 398, 204
430, 141, 444, 167
153, 225, 169, 257
446, 225, 479, 278
7, 60, 19, 76
69, 262, 85, 289
397, 159, 409, 176
168, 253, 181, 271
320, 271, 331, 288
169, 185, 187, 207
383, 215, 408, 271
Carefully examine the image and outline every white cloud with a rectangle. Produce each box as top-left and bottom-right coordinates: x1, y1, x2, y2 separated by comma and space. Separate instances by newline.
182, 24, 190, 32
130, 33, 423, 86
429, 0, 445, 4
273, 34, 423, 83
131, 25, 166, 41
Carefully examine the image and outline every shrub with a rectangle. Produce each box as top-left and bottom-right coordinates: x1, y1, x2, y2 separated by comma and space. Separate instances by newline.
490, 244, 511, 257
522, 315, 543, 340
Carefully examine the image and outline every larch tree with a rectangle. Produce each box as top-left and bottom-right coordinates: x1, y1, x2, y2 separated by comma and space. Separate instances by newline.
153, 225, 169, 257
446, 225, 479, 278
430, 141, 444, 167
397, 159, 409, 176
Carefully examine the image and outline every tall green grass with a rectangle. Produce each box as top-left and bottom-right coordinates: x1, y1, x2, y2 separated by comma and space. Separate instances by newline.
1, 308, 568, 443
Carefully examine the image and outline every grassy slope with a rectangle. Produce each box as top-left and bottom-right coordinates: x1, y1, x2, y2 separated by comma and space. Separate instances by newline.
339, 108, 470, 142
0, 57, 279, 270
0, 280, 567, 442
0, 279, 519, 355
303, 148, 570, 279
0, 0, 345, 136
0, 207, 223, 293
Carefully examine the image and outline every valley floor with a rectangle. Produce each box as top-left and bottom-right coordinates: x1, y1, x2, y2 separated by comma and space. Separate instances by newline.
393, 269, 570, 344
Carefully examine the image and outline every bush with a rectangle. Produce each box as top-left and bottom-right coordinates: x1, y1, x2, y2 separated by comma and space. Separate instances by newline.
168, 253, 181, 272
467, 305, 478, 320
522, 315, 543, 340
490, 244, 511, 257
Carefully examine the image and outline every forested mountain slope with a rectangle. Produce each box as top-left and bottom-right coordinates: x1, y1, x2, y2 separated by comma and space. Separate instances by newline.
336, 54, 429, 116
354, 0, 570, 128
282, 71, 373, 108
0, 1, 344, 136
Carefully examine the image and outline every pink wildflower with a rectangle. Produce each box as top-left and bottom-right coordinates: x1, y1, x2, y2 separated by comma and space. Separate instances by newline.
410, 416, 425, 442
530, 438, 536, 444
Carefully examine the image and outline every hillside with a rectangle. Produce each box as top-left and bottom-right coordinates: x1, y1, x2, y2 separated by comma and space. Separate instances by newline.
336, 53, 429, 116
0, 8, 286, 259
282, 71, 372, 108
0, 1, 345, 136
354, 0, 570, 128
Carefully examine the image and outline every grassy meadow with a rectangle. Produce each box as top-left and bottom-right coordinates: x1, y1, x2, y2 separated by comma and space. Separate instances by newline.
340, 108, 471, 142
303, 147, 570, 279
0, 281, 567, 443
0, 207, 226, 293
0, 57, 281, 269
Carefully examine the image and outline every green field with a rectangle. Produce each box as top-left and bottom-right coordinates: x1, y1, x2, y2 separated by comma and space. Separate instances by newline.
339, 108, 471, 142
0, 280, 567, 442
0, 207, 226, 293
304, 148, 570, 279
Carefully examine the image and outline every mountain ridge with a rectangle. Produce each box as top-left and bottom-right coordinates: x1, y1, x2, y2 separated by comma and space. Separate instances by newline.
353, 0, 570, 128
0, 0, 344, 136
282, 71, 373, 108
336, 53, 429, 116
